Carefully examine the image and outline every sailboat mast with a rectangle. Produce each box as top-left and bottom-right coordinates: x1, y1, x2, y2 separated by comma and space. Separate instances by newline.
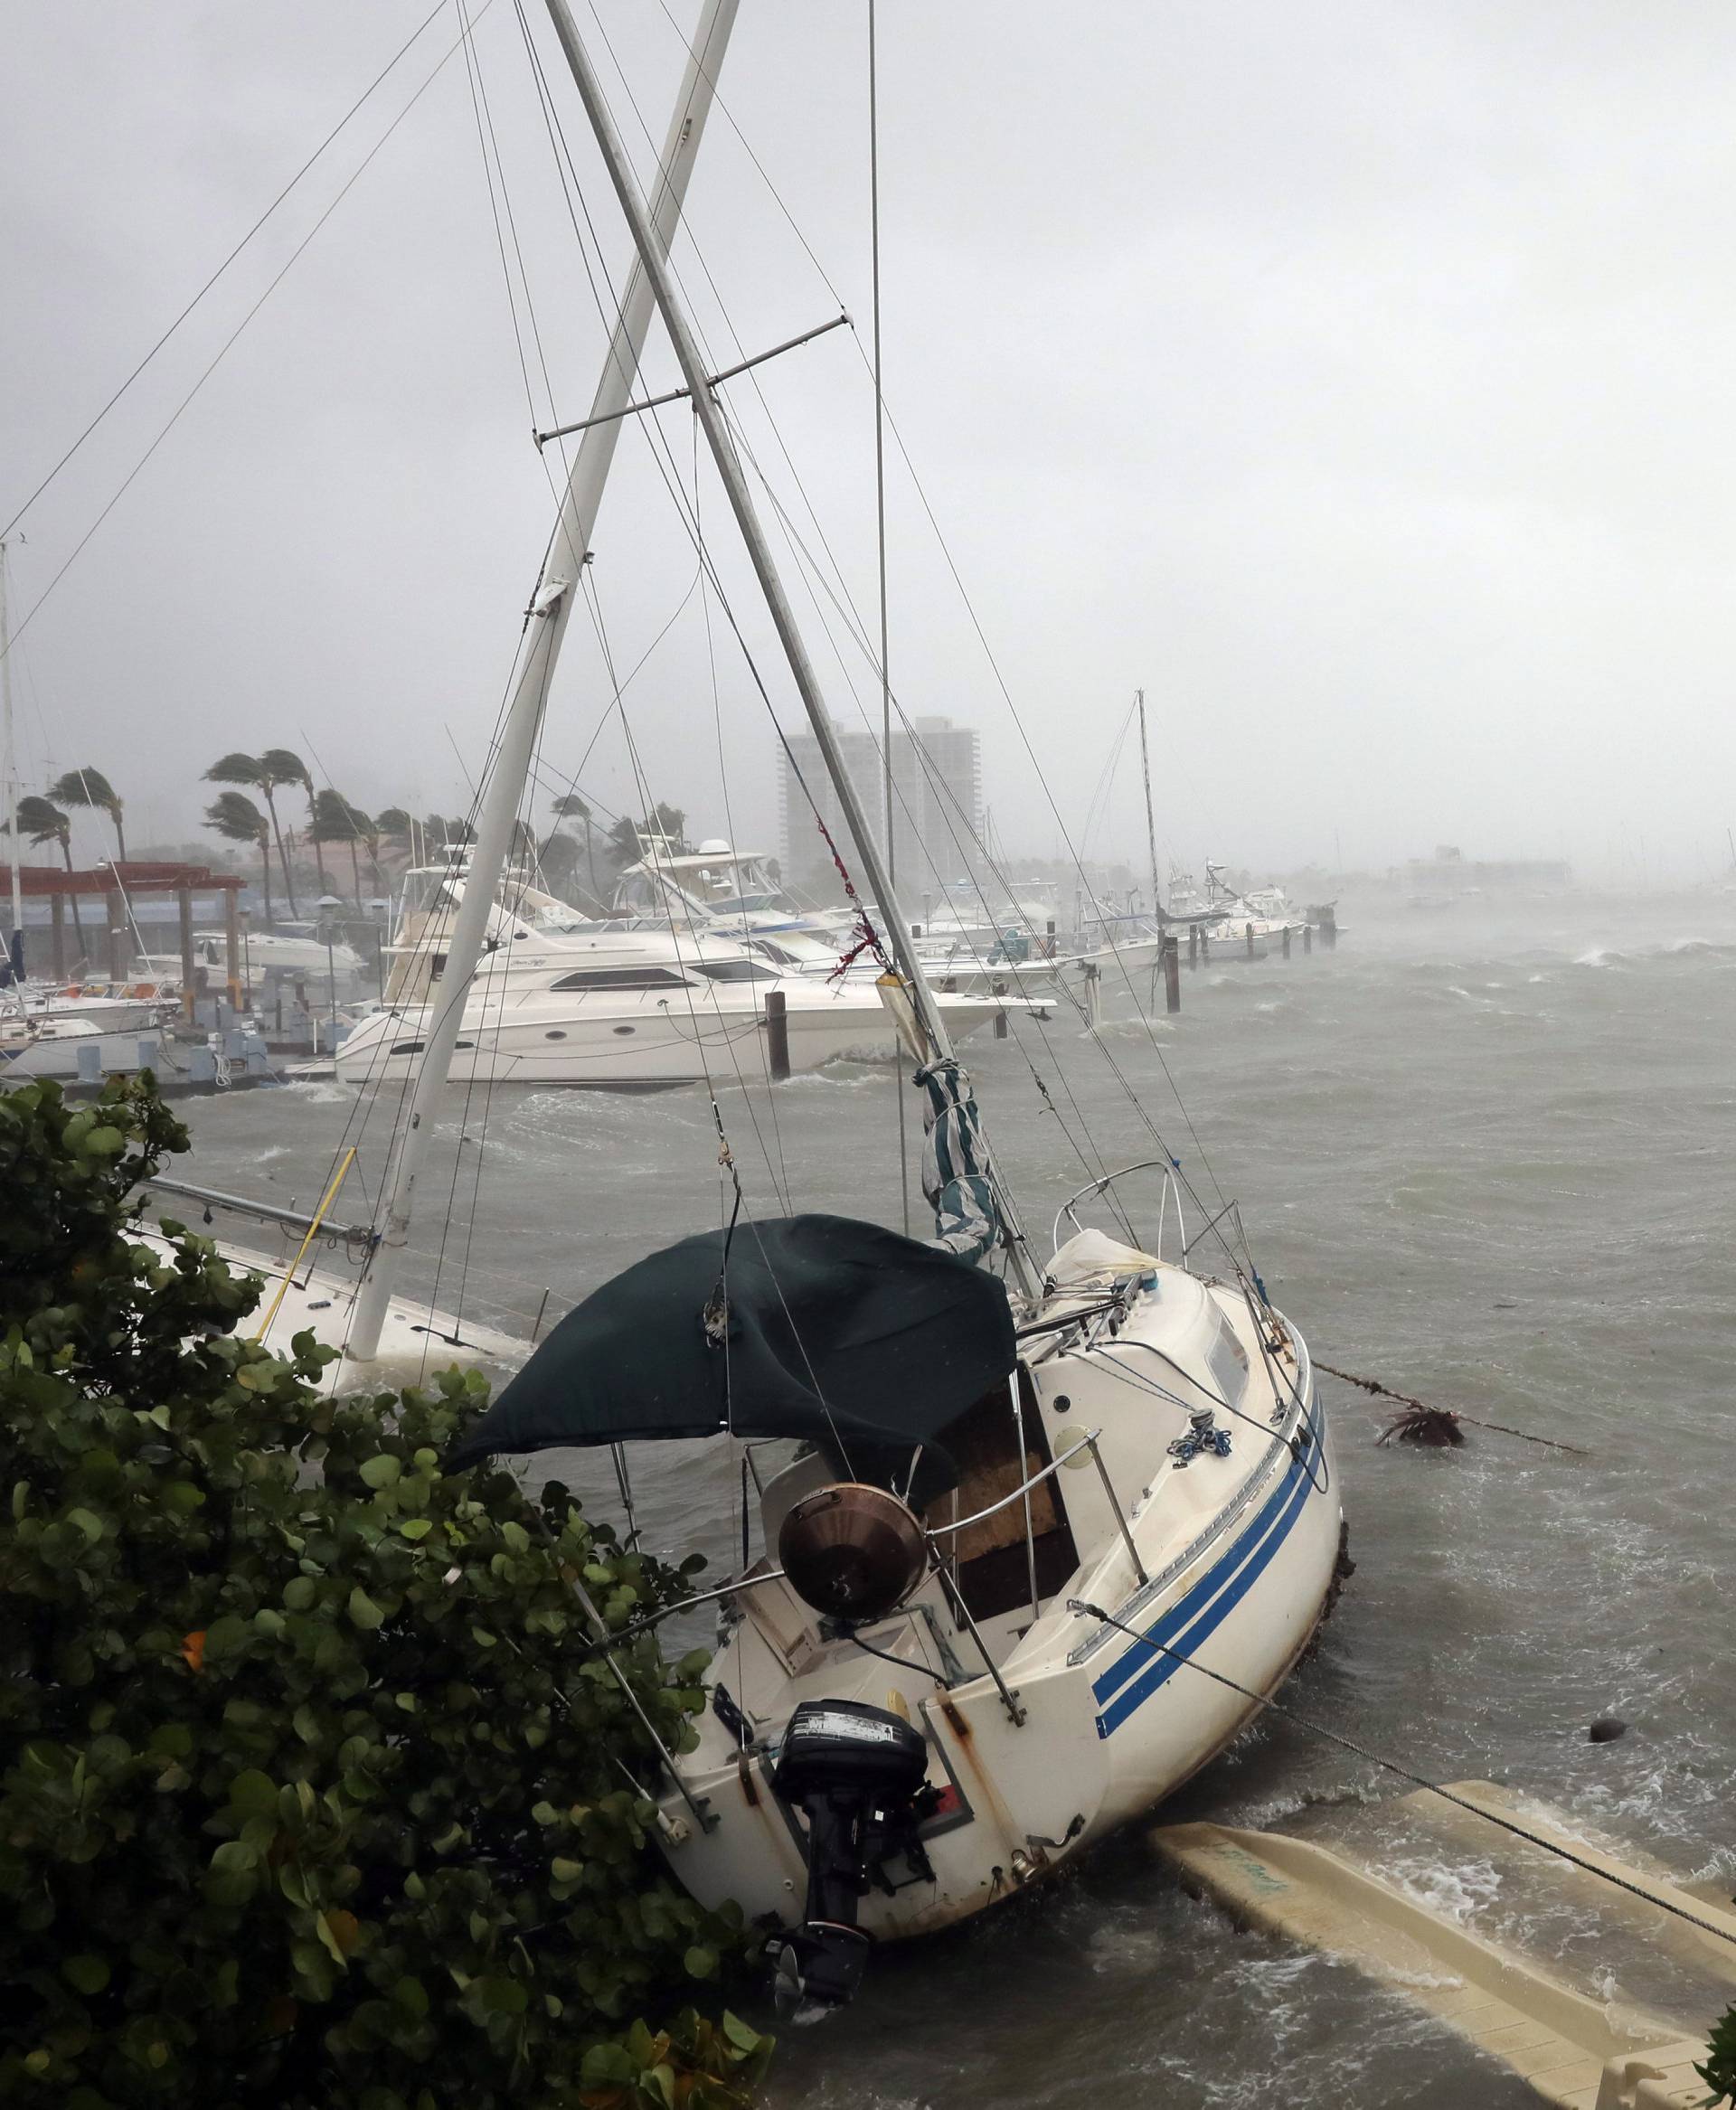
542, 0, 1041, 1299
543, 2, 948, 1071
347, 0, 742, 1363
1136, 687, 1161, 922
1, 538, 23, 949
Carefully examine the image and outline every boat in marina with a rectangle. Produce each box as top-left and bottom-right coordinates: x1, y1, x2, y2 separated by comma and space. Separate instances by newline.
340, 858, 1041, 1087
427, 0, 1345, 2012
11, 0, 1342, 2004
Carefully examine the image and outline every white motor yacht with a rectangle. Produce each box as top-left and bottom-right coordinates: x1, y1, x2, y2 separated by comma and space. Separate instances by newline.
339, 883, 1042, 1088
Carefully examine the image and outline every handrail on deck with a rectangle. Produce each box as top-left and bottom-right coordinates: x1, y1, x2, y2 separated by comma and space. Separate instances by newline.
923, 1427, 1148, 1589
1052, 1159, 1187, 1263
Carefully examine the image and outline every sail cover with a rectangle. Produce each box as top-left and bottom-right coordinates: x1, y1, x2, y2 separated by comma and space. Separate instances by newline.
446, 1211, 1014, 1486
916, 1059, 1002, 1264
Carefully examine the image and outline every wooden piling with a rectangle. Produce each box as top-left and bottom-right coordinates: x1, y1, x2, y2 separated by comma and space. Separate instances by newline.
1319, 903, 1337, 949
1281, 924, 1292, 960
1082, 961, 1103, 1032
1200, 929, 1210, 964
1245, 921, 1256, 959
764, 988, 790, 1080
1187, 922, 1199, 969
106, 890, 127, 982
177, 886, 196, 1022
223, 888, 243, 1012
50, 895, 66, 979
1304, 921, 1313, 955
1163, 935, 1181, 1014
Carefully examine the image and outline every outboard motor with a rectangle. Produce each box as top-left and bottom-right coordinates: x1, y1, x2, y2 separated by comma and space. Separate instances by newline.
770, 1699, 931, 2008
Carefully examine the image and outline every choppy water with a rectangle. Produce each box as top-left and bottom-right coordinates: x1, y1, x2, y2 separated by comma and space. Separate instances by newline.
172, 893, 1736, 2106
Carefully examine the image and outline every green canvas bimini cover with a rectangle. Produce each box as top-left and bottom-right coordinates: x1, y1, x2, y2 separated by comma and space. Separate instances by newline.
446, 1212, 1014, 1490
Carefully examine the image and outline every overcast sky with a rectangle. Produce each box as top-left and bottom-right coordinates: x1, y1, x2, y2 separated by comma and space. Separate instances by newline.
4, 1, 1736, 890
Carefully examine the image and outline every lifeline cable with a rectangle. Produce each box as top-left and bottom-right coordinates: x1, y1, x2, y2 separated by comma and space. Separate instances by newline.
1070, 1597, 1736, 1952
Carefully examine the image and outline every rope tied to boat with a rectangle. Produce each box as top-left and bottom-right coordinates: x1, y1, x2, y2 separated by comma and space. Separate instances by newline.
1318, 1360, 1591, 1456
1071, 1597, 1736, 1950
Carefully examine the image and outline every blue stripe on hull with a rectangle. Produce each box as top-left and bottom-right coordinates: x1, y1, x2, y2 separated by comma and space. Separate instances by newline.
1092, 1406, 1323, 1739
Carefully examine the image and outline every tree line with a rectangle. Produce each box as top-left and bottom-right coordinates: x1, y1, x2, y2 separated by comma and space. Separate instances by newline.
4, 749, 694, 933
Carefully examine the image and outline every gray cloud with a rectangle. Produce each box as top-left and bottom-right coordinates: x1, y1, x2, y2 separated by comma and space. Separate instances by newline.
4, 1, 1733, 889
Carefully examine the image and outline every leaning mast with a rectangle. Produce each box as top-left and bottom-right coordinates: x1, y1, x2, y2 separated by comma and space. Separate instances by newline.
1, 539, 22, 956
1135, 687, 1162, 923
540, 0, 1042, 1299
348, 0, 743, 1361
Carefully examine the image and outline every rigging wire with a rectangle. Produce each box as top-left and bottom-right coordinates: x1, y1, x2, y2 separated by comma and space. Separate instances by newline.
867, 0, 911, 1242
3, 2, 500, 664
624, 0, 1246, 1246
1073, 1595, 1736, 1955
0, 0, 451, 542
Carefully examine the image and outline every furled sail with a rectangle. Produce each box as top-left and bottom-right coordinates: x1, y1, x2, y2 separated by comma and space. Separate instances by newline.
915, 1059, 1001, 1264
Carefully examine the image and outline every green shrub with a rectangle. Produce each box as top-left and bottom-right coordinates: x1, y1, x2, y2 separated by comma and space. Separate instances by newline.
0, 1077, 770, 2108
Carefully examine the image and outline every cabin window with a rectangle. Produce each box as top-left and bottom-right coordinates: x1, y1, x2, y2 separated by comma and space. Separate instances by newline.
391, 1040, 425, 1055
612, 1025, 635, 1036
693, 960, 777, 983
547, 967, 693, 992
1207, 1315, 1250, 1404
544, 1030, 566, 1040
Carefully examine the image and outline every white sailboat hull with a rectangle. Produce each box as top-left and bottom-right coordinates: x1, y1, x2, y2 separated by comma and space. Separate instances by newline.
654, 1250, 1344, 1945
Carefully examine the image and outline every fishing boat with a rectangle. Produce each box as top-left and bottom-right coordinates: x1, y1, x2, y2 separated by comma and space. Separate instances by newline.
428, 0, 1346, 2012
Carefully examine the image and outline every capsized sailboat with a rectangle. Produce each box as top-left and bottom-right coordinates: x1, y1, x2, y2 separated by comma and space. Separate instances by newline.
443, 0, 1347, 2011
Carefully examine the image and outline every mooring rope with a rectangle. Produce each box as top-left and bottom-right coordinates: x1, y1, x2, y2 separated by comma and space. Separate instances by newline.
1071, 1597, 1736, 1948
1317, 1360, 1590, 1456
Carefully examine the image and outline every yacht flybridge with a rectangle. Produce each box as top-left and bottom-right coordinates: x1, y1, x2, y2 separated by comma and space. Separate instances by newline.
428, 0, 1347, 2015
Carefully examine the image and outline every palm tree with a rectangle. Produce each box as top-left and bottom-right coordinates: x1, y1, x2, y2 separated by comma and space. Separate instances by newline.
547, 790, 601, 903
203, 790, 273, 921
311, 787, 369, 904
267, 749, 327, 896
4, 792, 87, 951
49, 767, 126, 862
204, 752, 299, 915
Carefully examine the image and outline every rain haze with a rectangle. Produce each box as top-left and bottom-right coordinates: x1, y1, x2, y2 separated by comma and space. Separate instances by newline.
4, 0, 1736, 883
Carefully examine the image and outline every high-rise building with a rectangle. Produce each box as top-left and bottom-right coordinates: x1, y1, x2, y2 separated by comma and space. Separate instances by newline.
778, 715, 983, 901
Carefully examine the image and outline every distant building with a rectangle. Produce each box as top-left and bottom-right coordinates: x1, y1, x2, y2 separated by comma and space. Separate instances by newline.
779, 715, 983, 900
1404, 845, 1571, 894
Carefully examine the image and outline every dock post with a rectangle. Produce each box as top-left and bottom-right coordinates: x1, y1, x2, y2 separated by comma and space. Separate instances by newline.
50, 894, 66, 979
1082, 960, 1103, 1032
188, 1045, 216, 1084
1187, 922, 1198, 970
1281, 925, 1292, 960
77, 1042, 102, 1084
222, 886, 242, 1012
1200, 929, 1210, 965
1304, 921, 1313, 954
1320, 903, 1337, 950
177, 886, 196, 1023
1164, 935, 1181, 1015
137, 1037, 158, 1073
1245, 921, 1256, 959
1044, 918, 1057, 959
106, 890, 127, 982
764, 988, 790, 1081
